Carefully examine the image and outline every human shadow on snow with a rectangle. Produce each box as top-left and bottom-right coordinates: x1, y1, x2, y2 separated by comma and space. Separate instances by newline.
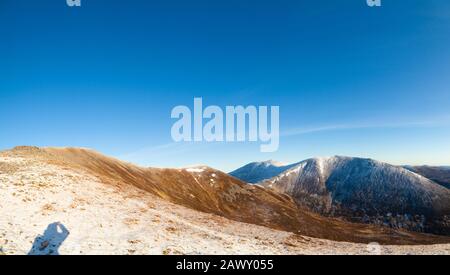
28, 222, 69, 255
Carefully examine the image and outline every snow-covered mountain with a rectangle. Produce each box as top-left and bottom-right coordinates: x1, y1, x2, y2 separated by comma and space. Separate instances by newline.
259, 156, 450, 235
404, 166, 450, 189
229, 160, 299, 183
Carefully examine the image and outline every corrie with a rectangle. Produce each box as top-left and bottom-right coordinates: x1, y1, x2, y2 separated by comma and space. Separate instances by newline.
171, 98, 280, 153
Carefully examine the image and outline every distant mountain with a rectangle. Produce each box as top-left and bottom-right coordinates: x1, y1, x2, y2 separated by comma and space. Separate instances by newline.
404, 166, 450, 189
259, 156, 450, 235
229, 160, 299, 183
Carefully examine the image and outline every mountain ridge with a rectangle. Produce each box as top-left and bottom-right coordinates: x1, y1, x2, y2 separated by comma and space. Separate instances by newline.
2, 146, 449, 244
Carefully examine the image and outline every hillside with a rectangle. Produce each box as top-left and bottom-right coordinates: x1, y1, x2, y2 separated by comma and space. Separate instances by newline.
1, 147, 450, 256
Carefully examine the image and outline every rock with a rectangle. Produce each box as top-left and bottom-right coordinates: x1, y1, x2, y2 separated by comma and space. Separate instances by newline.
40, 240, 49, 250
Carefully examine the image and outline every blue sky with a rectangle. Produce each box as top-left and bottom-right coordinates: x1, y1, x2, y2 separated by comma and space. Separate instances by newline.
1, 0, 450, 171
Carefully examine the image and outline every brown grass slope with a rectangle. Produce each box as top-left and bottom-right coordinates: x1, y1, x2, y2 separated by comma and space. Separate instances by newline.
3, 146, 450, 245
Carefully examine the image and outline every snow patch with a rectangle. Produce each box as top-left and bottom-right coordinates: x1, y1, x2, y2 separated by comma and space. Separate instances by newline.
185, 168, 206, 173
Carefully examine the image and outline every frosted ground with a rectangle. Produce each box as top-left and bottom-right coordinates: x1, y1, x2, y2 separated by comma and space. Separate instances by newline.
0, 154, 449, 255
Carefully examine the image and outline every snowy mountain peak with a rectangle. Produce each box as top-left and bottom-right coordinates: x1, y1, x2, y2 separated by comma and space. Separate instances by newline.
256, 160, 287, 167
230, 160, 300, 184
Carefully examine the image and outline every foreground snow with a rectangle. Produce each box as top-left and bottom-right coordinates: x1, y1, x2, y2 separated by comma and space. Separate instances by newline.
0, 155, 449, 255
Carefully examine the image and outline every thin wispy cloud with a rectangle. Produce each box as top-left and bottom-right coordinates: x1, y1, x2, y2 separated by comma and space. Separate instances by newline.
282, 117, 450, 137
120, 116, 450, 169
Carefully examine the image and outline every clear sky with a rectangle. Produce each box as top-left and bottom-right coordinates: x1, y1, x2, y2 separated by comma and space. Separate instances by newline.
1, 0, 450, 172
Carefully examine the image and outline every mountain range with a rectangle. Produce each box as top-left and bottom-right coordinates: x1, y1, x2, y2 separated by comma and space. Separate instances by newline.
1, 147, 450, 255
230, 156, 450, 235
